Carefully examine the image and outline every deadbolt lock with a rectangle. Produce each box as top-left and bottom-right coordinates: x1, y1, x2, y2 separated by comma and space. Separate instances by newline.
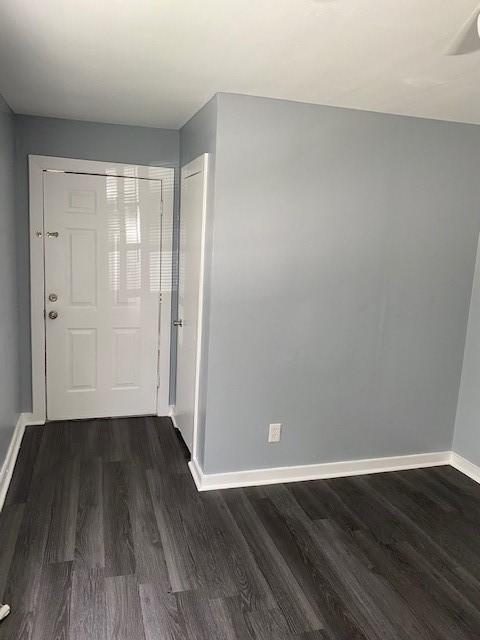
48, 293, 58, 302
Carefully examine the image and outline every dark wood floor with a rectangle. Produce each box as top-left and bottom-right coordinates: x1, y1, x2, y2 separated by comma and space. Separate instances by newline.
1, 417, 480, 639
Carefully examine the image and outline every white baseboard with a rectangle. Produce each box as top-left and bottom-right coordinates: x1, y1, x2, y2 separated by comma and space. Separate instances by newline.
0, 413, 29, 511
170, 411, 179, 431
188, 457, 203, 491
450, 452, 480, 484
3, 414, 478, 503
188, 450, 452, 491
157, 405, 172, 418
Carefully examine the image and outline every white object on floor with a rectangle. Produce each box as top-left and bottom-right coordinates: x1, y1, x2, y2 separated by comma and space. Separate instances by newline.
0, 604, 10, 621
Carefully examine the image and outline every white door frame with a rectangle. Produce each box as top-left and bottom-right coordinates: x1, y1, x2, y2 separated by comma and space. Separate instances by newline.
29, 155, 174, 424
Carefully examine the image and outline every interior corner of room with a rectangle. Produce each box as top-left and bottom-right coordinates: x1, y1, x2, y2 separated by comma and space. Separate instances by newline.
1, 89, 480, 500
2, 3, 480, 637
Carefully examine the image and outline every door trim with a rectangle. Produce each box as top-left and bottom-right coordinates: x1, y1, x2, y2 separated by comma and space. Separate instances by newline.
29, 155, 174, 423
174, 154, 209, 459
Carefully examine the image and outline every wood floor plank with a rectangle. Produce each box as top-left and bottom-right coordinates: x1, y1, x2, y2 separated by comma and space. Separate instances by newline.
127, 417, 156, 468
31, 561, 72, 640
69, 568, 106, 640
0, 503, 25, 601
147, 469, 237, 597
105, 574, 145, 640
419, 468, 480, 526
433, 465, 480, 500
388, 471, 480, 563
222, 594, 293, 640
4, 426, 44, 506
68, 418, 109, 461
146, 469, 197, 593
223, 488, 323, 635
0, 611, 34, 640
34, 421, 74, 472
75, 457, 105, 570
351, 523, 478, 640
44, 457, 80, 564
107, 419, 133, 462
125, 461, 170, 587
271, 482, 427, 640
139, 582, 187, 640
247, 484, 373, 640
2, 416, 480, 640
3, 467, 56, 614
333, 474, 480, 639
84, 418, 117, 461
176, 591, 237, 640
324, 475, 480, 640
288, 480, 360, 531
400, 468, 459, 514
394, 537, 480, 637
313, 517, 431, 640
199, 490, 277, 609
103, 461, 135, 578
145, 416, 189, 475
360, 473, 480, 588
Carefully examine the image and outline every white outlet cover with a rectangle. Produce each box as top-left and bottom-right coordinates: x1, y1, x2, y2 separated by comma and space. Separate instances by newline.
268, 423, 282, 443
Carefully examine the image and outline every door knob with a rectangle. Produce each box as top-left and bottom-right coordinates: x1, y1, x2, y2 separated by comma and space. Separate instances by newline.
46, 231, 59, 238
173, 319, 183, 327
48, 311, 58, 319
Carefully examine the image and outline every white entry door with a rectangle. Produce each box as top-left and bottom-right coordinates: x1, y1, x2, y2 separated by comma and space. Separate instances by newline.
174, 155, 209, 452
44, 171, 163, 420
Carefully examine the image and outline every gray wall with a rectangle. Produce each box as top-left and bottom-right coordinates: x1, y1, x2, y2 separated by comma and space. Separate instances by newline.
202, 93, 480, 474
0, 95, 19, 466
15, 115, 179, 411
453, 235, 480, 466
180, 97, 218, 166
180, 96, 218, 466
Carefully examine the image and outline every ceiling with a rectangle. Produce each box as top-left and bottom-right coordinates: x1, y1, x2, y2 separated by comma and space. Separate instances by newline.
1, 0, 480, 130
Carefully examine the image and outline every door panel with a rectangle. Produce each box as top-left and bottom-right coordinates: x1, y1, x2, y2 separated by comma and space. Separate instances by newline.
174, 156, 208, 452
69, 229, 97, 304
68, 328, 97, 390
44, 171, 162, 420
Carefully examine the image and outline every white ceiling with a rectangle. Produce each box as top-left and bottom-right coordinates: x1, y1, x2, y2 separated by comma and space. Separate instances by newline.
1, 0, 480, 130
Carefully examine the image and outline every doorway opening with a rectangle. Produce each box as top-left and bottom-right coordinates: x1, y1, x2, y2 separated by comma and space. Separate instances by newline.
29, 156, 174, 423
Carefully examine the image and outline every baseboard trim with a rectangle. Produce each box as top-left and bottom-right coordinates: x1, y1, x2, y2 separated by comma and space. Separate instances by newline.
450, 452, 480, 484
188, 457, 203, 491
0, 413, 29, 511
170, 411, 179, 431
3, 415, 478, 501
188, 450, 452, 491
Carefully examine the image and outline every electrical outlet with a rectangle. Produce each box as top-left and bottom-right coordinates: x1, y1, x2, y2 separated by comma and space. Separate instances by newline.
268, 423, 282, 443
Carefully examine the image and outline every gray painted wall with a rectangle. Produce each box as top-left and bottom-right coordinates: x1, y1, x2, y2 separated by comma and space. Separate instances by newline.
15, 115, 179, 411
0, 95, 19, 467
453, 235, 480, 467
201, 93, 480, 474
180, 96, 218, 466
